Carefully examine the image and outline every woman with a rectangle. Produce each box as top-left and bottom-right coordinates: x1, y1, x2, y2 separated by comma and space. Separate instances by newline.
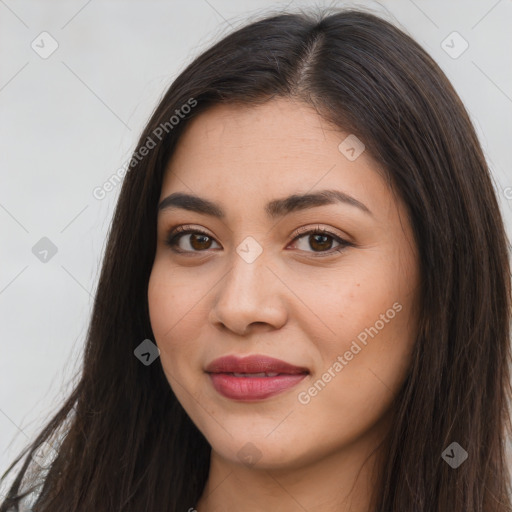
1, 6, 511, 512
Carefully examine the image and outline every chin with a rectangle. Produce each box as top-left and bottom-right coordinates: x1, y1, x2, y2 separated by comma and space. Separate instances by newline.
203, 427, 312, 470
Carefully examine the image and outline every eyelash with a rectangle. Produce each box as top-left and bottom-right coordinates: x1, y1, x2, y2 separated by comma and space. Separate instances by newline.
164, 224, 352, 257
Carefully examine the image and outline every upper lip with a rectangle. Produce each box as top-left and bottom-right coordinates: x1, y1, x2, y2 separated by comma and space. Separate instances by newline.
205, 355, 309, 375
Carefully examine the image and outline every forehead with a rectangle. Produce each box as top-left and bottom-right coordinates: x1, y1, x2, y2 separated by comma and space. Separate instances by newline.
160, 98, 390, 215
167, 98, 342, 171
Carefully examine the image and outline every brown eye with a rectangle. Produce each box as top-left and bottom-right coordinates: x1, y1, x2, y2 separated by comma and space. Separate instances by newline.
164, 226, 350, 257
189, 233, 213, 250
290, 227, 351, 256
308, 233, 333, 252
165, 228, 221, 253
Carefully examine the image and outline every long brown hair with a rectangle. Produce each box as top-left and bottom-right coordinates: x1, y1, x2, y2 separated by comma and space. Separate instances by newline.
2, 7, 511, 511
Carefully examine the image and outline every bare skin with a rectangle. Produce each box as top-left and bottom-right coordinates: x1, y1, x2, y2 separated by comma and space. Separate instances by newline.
147, 97, 420, 512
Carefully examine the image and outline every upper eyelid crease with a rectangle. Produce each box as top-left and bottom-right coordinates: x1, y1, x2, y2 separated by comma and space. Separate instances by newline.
157, 189, 372, 219
170, 225, 337, 235
166, 224, 347, 242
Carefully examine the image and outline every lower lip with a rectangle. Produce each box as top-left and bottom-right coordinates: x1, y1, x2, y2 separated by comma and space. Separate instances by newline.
208, 373, 308, 401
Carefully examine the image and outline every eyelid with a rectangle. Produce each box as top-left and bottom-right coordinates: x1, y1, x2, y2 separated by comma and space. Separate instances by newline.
291, 223, 347, 240
165, 223, 348, 241
169, 224, 213, 237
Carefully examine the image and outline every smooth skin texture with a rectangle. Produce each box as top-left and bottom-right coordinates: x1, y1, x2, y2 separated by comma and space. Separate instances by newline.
148, 98, 420, 512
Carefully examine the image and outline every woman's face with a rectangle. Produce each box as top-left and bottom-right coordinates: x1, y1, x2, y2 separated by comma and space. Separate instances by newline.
148, 98, 419, 470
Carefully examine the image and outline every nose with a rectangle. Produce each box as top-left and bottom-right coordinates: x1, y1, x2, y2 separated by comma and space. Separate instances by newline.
208, 249, 288, 336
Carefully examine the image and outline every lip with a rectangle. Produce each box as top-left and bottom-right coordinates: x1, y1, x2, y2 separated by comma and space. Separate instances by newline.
205, 355, 309, 401
205, 354, 309, 375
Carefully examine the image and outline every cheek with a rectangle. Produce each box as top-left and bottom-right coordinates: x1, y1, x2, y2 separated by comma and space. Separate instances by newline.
302, 252, 417, 398
147, 263, 203, 365
295, 262, 410, 355
148, 270, 176, 342
299, 304, 415, 444
148, 257, 208, 333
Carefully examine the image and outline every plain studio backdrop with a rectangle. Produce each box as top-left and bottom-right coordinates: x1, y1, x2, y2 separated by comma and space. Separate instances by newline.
1, 0, 511, 494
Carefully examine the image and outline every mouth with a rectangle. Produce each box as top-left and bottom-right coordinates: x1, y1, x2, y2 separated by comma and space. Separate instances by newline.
205, 354, 309, 401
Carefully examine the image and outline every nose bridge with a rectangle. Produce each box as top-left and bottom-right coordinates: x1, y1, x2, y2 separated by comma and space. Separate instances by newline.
209, 238, 287, 333
227, 245, 268, 300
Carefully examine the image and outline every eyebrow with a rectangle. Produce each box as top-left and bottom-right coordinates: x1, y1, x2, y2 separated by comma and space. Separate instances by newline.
157, 189, 372, 219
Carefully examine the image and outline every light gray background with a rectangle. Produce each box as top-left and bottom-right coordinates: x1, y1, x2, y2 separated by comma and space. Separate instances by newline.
1, 0, 511, 490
